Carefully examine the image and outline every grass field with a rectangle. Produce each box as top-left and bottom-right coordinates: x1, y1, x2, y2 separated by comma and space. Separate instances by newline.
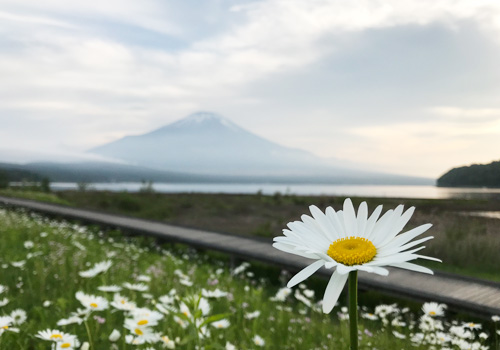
2, 188, 498, 282
0, 207, 498, 349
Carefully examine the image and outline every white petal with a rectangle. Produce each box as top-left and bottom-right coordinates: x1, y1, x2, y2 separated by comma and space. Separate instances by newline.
309, 205, 337, 242
343, 198, 357, 236
364, 205, 383, 239
371, 266, 390, 275
287, 260, 325, 288
378, 207, 415, 246
356, 202, 368, 237
336, 264, 354, 275
377, 236, 434, 257
372, 206, 404, 245
416, 254, 442, 262
325, 207, 345, 239
391, 262, 434, 274
366, 209, 394, 243
272, 243, 319, 259
383, 224, 433, 250
322, 271, 348, 313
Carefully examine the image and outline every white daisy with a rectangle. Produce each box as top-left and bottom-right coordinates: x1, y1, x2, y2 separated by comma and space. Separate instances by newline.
0, 316, 17, 334
159, 335, 176, 349
273, 198, 439, 313
123, 282, 149, 292
36, 329, 74, 342
10, 309, 27, 325
110, 294, 137, 311
75, 291, 109, 311
79, 260, 112, 278
422, 302, 446, 317
109, 329, 121, 342
211, 319, 231, 329
253, 335, 265, 347
202, 288, 228, 298
57, 316, 84, 326
245, 310, 261, 320
97, 285, 122, 293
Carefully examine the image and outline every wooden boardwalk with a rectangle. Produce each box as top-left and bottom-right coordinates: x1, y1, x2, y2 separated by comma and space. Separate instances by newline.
1, 195, 499, 318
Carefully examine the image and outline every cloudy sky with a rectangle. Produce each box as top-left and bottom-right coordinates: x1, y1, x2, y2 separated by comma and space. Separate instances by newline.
1, 0, 500, 178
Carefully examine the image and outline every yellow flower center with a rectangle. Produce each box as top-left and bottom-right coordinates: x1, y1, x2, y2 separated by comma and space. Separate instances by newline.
137, 320, 148, 326
135, 328, 143, 336
90, 303, 98, 308
2, 326, 8, 329
50, 334, 63, 339
61, 343, 71, 348
327, 236, 377, 266
429, 311, 436, 315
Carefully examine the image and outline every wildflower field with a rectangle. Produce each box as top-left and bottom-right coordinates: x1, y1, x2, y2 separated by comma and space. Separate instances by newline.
0, 207, 498, 349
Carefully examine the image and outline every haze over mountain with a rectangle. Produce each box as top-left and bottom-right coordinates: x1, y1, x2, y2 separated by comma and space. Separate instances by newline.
89, 112, 433, 185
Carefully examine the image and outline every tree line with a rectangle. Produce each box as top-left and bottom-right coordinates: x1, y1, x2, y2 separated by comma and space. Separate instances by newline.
437, 160, 500, 188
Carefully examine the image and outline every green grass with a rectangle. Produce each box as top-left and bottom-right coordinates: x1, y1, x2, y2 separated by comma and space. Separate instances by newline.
0, 188, 70, 205
3, 188, 500, 282
0, 208, 496, 350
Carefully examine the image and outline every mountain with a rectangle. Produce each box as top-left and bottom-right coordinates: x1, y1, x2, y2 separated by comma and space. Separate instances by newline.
437, 160, 500, 188
88, 111, 432, 184
90, 112, 333, 176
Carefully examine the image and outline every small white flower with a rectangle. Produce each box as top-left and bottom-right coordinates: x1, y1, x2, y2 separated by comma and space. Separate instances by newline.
98, 285, 122, 292
110, 294, 137, 311
245, 310, 261, 320
10, 309, 27, 325
79, 260, 112, 278
159, 335, 176, 349
24, 241, 34, 249
202, 288, 228, 298
422, 302, 446, 317
462, 322, 481, 330
212, 319, 230, 329
36, 329, 74, 342
492, 315, 500, 322
57, 316, 84, 326
253, 335, 265, 347
123, 282, 149, 292
225, 342, 236, 350
392, 330, 406, 339
11, 260, 26, 268
136, 275, 151, 282
75, 291, 109, 311
109, 329, 121, 342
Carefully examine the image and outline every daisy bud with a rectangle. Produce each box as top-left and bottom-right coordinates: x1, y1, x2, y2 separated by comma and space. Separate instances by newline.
109, 329, 121, 342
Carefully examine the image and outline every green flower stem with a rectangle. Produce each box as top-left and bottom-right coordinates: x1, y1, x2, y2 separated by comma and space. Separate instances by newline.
348, 271, 358, 350
84, 319, 94, 350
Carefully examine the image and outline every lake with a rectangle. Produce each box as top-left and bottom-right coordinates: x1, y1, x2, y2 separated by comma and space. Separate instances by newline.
49, 182, 500, 200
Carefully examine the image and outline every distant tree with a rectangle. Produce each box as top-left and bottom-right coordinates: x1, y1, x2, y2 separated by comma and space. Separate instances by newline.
40, 177, 51, 193
77, 182, 90, 192
0, 171, 8, 189
139, 180, 155, 194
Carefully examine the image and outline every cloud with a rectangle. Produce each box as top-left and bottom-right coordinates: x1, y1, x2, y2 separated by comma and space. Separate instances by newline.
1, 0, 500, 177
